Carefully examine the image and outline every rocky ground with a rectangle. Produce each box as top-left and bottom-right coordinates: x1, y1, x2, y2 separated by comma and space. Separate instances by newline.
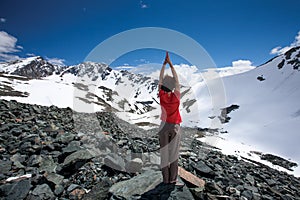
0, 99, 300, 200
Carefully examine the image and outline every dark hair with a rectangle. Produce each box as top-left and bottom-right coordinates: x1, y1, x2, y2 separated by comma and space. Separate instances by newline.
161, 85, 171, 92
161, 75, 176, 92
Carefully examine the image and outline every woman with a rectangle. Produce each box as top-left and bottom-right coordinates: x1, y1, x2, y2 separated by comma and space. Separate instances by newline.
158, 52, 182, 185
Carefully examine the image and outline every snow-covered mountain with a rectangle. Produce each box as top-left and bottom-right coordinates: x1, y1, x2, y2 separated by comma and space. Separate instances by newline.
0, 47, 300, 176
219, 46, 300, 169
0, 57, 199, 128
0, 56, 61, 79
201, 46, 300, 176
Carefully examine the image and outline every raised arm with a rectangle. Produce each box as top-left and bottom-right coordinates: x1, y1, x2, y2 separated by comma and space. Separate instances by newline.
159, 63, 166, 86
165, 52, 180, 91
159, 53, 168, 88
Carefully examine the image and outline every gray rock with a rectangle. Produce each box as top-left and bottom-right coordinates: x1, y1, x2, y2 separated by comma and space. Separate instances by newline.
0, 173, 6, 181
205, 181, 224, 195
19, 142, 33, 153
193, 160, 214, 176
0, 160, 12, 174
29, 183, 55, 200
260, 153, 298, 170
44, 172, 64, 186
28, 155, 42, 167
81, 131, 113, 156
10, 153, 26, 163
149, 152, 160, 165
265, 178, 277, 186
13, 160, 25, 169
63, 149, 94, 167
10, 127, 23, 136
32, 105, 42, 113
109, 170, 195, 200
0, 179, 31, 200
0, 123, 10, 132
236, 184, 244, 191
241, 190, 253, 200
21, 134, 40, 146
281, 194, 296, 200
54, 184, 65, 196
261, 194, 273, 200
39, 156, 57, 173
104, 154, 126, 172
227, 186, 240, 196
125, 158, 143, 173
207, 193, 232, 200
140, 180, 195, 200
245, 174, 255, 185
244, 184, 258, 193
55, 131, 75, 144
59, 149, 94, 176
109, 170, 162, 199
82, 180, 112, 200
19, 124, 31, 132
116, 139, 128, 146
62, 141, 82, 153
189, 187, 205, 199
67, 183, 81, 192
252, 192, 261, 200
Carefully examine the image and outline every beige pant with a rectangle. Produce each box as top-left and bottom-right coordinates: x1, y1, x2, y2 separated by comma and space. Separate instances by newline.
158, 122, 181, 183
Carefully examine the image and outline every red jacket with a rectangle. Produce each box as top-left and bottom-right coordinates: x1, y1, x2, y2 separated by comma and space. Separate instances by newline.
159, 89, 182, 124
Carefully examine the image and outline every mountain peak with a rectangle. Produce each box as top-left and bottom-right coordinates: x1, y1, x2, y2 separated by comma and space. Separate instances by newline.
0, 56, 61, 79
277, 46, 300, 70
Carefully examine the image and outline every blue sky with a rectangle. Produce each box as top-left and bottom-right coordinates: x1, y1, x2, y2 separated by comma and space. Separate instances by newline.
0, 0, 300, 68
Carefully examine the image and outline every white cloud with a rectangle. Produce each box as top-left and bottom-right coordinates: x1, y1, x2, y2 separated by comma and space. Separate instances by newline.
118, 61, 255, 87
115, 65, 135, 70
270, 31, 300, 55
147, 64, 202, 86
46, 57, 65, 66
133, 62, 253, 86
0, 53, 20, 62
197, 59, 255, 81
140, 1, 149, 8
205, 59, 256, 77
0, 18, 6, 23
231, 60, 254, 68
0, 31, 22, 53
0, 31, 22, 61
128, 63, 160, 75
141, 4, 148, 8
26, 53, 36, 57
134, 58, 149, 64
270, 47, 281, 55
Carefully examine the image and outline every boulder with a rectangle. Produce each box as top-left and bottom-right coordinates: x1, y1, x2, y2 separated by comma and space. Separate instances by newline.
60, 149, 94, 176
27, 183, 55, 200
0, 179, 31, 200
109, 170, 162, 199
44, 172, 64, 186
39, 156, 57, 173
104, 153, 126, 172
109, 170, 195, 200
192, 160, 215, 177
82, 179, 112, 200
125, 158, 143, 173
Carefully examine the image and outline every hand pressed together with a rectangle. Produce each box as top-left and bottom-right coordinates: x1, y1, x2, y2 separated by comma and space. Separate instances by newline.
163, 51, 172, 66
